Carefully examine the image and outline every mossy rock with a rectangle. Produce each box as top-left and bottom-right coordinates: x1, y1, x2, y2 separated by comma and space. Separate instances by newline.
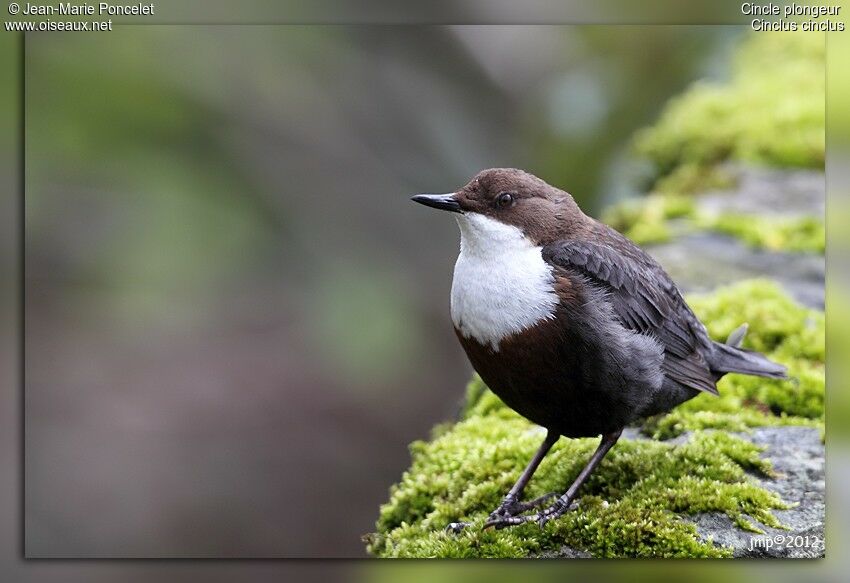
601, 169, 825, 255
367, 280, 824, 558
635, 31, 824, 184
609, 31, 825, 255
603, 186, 824, 255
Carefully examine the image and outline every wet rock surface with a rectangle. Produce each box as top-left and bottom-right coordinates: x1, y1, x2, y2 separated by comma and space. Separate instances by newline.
698, 166, 824, 219
537, 546, 594, 559
689, 426, 825, 558
543, 427, 825, 558
650, 233, 824, 309
646, 166, 825, 309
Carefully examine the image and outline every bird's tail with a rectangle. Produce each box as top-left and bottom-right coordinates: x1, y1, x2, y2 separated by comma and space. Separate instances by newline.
710, 323, 788, 380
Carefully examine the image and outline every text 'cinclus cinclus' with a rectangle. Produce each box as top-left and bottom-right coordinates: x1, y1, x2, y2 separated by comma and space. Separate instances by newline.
411, 168, 787, 530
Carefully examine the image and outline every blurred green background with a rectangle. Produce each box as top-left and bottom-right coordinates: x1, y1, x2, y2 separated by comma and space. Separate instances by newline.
14, 23, 829, 560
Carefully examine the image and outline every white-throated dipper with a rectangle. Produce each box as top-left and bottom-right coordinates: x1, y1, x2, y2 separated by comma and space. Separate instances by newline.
411, 168, 787, 530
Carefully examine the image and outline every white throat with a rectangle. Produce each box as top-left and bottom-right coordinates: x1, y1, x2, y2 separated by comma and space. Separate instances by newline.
450, 213, 559, 351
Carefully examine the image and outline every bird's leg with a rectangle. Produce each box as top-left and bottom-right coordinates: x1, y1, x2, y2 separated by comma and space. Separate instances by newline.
488, 430, 560, 519
484, 428, 622, 530
446, 430, 558, 534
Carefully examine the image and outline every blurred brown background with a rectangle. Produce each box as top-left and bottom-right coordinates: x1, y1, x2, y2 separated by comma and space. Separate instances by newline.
22, 25, 741, 557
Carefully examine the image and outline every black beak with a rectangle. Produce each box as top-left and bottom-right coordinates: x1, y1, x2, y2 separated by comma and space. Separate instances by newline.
410, 193, 462, 213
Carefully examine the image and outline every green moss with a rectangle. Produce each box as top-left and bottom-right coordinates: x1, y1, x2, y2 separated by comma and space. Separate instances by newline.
368, 417, 790, 558
653, 164, 738, 197
368, 280, 821, 558
602, 194, 695, 245
697, 213, 825, 254
635, 32, 825, 182
601, 192, 825, 253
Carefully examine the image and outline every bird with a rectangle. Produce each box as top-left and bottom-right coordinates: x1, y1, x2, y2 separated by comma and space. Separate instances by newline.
410, 168, 787, 530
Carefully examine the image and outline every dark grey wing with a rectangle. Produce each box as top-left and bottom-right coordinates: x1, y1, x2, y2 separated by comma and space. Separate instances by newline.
542, 237, 719, 396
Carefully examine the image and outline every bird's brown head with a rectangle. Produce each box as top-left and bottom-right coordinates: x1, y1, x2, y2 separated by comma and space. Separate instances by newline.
411, 168, 586, 246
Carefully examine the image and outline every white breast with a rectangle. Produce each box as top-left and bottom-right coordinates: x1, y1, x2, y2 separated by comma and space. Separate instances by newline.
450, 213, 559, 351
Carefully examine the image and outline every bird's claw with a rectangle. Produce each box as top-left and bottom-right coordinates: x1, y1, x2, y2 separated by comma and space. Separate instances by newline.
483, 510, 546, 530
483, 498, 574, 530
486, 491, 558, 522
484, 514, 531, 530
451, 493, 572, 532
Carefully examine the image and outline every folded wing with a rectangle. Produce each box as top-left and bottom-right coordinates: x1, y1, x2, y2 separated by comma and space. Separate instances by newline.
542, 234, 719, 396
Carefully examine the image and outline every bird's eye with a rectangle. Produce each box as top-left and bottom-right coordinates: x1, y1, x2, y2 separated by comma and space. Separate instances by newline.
496, 192, 514, 208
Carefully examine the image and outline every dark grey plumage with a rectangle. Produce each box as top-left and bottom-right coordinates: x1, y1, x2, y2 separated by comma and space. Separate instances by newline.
542, 224, 787, 406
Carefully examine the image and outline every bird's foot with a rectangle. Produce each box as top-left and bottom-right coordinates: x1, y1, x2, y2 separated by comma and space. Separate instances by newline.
446, 492, 558, 534
483, 496, 575, 530
487, 491, 558, 521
